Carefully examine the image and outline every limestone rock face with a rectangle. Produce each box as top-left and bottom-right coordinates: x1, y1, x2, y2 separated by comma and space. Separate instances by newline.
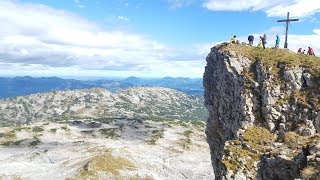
204, 44, 320, 179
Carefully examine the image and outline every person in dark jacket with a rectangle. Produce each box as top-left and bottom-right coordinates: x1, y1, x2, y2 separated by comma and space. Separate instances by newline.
262, 34, 267, 49
248, 35, 254, 46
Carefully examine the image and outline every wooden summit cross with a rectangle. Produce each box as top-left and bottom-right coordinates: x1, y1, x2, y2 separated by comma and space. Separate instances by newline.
277, 12, 299, 48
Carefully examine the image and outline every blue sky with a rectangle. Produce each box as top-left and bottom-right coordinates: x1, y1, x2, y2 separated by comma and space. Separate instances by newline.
0, 0, 319, 78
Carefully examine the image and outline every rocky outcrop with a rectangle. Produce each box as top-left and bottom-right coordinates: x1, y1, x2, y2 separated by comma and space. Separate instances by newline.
204, 43, 320, 179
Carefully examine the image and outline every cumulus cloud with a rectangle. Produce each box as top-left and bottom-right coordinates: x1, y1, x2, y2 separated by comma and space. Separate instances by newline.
0, 0, 205, 77
203, 0, 320, 17
265, 0, 320, 17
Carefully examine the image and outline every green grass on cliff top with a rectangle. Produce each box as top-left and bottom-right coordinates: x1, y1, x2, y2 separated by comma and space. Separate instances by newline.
222, 44, 320, 77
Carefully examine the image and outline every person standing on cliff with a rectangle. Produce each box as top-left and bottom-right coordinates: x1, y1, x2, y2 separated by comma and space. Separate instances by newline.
230, 36, 236, 44
275, 35, 280, 48
298, 48, 302, 53
248, 35, 254, 46
262, 34, 267, 49
307, 47, 315, 56
258, 36, 263, 48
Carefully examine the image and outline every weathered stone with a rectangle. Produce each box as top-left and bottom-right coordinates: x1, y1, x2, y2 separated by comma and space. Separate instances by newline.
316, 114, 320, 133
204, 44, 320, 180
302, 72, 312, 87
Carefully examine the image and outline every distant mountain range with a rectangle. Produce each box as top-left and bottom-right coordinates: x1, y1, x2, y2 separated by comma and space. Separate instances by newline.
0, 76, 203, 98
0, 87, 207, 125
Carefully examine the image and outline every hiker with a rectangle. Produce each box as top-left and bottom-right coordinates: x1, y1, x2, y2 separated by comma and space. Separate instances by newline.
307, 47, 315, 56
230, 36, 237, 44
302, 50, 306, 54
297, 48, 302, 53
262, 34, 267, 49
248, 35, 254, 46
258, 37, 263, 48
275, 35, 280, 48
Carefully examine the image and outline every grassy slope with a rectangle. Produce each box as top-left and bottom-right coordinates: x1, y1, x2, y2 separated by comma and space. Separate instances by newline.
222, 44, 320, 77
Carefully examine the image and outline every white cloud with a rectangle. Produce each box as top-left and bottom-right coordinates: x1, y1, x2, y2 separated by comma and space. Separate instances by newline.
203, 0, 320, 18
266, 0, 320, 17
167, 0, 195, 9
203, 0, 283, 11
117, 16, 130, 22
0, 0, 205, 77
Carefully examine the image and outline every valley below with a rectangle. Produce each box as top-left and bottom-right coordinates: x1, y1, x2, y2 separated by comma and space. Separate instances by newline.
0, 118, 213, 179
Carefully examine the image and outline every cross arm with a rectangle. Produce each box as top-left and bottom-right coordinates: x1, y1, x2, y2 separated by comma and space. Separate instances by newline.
277, 19, 299, 22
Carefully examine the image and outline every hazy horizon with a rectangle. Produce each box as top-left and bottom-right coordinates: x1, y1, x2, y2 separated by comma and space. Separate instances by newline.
0, 75, 203, 81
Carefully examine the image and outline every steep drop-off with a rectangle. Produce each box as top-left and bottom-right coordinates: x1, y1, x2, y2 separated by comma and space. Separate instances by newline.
204, 43, 320, 179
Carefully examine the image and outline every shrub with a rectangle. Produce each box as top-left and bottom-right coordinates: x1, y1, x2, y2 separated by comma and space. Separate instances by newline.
29, 138, 41, 147
32, 126, 44, 133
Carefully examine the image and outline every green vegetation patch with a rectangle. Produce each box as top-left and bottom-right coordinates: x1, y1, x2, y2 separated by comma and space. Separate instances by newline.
177, 138, 192, 149
190, 120, 206, 128
283, 132, 320, 150
183, 130, 193, 138
301, 166, 320, 180
69, 152, 135, 179
223, 126, 320, 177
32, 126, 44, 133
0, 131, 16, 146
242, 127, 276, 146
29, 138, 41, 147
1, 140, 14, 146
61, 126, 70, 131
14, 126, 31, 132
223, 127, 276, 177
289, 91, 320, 111
0, 133, 5, 138
99, 128, 119, 139
222, 144, 260, 176
13, 139, 25, 146
50, 128, 57, 133
94, 117, 116, 124
223, 44, 320, 77
81, 130, 95, 135
146, 129, 165, 145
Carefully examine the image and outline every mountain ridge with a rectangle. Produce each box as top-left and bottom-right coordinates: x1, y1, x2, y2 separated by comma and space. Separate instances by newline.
0, 76, 204, 98
0, 87, 207, 125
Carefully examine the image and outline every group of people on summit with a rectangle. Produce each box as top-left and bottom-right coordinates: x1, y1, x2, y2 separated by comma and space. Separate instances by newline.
230, 34, 274, 49
230, 34, 316, 56
297, 47, 315, 56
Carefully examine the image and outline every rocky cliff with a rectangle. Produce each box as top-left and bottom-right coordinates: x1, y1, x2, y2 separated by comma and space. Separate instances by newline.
204, 43, 320, 179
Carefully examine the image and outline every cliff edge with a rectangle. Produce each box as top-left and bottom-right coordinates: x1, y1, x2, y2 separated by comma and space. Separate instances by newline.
204, 43, 320, 179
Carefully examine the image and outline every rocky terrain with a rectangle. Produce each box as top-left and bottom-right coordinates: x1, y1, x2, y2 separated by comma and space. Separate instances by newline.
0, 87, 212, 179
0, 87, 207, 125
0, 118, 213, 179
204, 43, 320, 179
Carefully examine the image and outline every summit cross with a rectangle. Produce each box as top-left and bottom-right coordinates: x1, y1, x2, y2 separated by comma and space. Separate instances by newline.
277, 12, 299, 49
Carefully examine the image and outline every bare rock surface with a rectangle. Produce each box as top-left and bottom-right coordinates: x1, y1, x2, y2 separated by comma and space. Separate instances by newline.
0, 119, 213, 179
204, 44, 320, 179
